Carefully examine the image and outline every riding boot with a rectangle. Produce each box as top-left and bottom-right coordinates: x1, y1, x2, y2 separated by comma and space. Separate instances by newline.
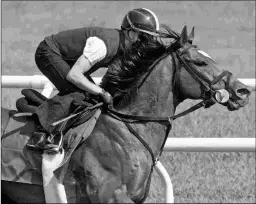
26, 125, 64, 154
26, 131, 63, 154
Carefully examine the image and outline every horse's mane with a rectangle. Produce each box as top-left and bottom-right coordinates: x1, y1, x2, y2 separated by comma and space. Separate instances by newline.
101, 24, 179, 107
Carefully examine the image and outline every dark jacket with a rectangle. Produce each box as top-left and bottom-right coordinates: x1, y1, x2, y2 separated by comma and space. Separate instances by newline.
44, 26, 124, 74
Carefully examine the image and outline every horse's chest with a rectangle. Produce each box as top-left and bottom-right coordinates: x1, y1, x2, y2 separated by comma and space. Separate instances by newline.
67, 115, 153, 202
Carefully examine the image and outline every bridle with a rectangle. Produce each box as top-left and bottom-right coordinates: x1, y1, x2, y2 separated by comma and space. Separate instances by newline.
106, 43, 232, 202
175, 45, 233, 106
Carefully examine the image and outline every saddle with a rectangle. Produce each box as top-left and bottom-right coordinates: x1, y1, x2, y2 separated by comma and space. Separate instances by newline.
16, 89, 102, 154
2, 101, 102, 185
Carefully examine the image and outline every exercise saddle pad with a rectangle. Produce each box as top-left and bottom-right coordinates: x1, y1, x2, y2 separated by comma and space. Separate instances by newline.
1, 109, 101, 185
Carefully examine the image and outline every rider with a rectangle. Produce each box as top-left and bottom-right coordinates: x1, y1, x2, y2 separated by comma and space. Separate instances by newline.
35, 8, 160, 103
33, 8, 161, 152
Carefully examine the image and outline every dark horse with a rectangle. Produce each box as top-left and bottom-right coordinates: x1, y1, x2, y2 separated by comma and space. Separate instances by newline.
1, 26, 252, 203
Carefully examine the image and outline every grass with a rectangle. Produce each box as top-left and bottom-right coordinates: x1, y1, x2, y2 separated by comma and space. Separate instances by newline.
1, 1, 255, 203
148, 94, 255, 203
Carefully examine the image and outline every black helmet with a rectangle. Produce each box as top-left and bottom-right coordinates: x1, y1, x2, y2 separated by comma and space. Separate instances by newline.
121, 8, 160, 36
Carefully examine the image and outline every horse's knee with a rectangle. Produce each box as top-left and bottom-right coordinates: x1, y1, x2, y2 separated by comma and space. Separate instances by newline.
89, 179, 134, 203
113, 185, 134, 203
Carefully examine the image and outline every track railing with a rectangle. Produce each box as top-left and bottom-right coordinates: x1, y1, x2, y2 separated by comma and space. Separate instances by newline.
2, 75, 256, 203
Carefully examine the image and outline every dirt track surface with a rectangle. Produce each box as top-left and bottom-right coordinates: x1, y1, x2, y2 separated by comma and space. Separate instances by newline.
1, 1, 255, 203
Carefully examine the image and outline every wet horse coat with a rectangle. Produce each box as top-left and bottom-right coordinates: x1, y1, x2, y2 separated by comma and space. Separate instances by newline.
1, 26, 252, 203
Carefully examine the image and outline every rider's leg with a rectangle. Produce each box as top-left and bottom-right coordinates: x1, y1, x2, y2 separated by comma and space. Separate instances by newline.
33, 40, 80, 152
35, 41, 74, 203
35, 40, 79, 94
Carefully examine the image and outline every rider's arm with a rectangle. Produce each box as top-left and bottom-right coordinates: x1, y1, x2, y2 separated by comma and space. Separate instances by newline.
66, 37, 107, 95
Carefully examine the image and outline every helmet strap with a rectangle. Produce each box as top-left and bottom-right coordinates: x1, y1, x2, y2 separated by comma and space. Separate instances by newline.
126, 15, 140, 32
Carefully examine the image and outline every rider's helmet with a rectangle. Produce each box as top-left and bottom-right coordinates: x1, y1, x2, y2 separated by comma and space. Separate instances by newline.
121, 8, 160, 37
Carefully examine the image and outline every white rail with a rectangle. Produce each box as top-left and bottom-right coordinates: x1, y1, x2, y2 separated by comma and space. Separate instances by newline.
165, 138, 255, 152
1, 75, 255, 91
1, 75, 256, 203
1, 75, 101, 89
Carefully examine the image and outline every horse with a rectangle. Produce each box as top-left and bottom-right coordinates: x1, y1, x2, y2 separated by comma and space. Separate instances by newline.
1, 25, 252, 203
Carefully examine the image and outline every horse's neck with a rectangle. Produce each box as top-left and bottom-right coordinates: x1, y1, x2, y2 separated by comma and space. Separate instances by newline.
120, 55, 177, 155
123, 55, 176, 116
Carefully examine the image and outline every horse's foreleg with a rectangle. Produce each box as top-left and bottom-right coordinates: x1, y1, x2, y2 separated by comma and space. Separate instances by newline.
42, 150, 67, 203
113, 185, 135, 203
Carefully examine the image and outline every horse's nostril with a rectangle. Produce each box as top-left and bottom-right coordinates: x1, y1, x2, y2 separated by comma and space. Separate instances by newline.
236, 88, 251, 96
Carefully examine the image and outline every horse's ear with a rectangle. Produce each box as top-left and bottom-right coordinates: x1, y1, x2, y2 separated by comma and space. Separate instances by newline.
188, 26, 195, 44
179, 25, 188, 45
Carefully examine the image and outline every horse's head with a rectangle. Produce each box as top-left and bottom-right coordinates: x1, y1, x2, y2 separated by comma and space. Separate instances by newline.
102, 25, 252, 114
172, 26, 252, 111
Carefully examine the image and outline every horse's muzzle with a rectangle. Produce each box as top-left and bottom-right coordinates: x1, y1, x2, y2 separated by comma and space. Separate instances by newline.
225, 86, 251, 111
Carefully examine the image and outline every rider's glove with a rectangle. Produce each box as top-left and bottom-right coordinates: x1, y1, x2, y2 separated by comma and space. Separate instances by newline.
99, 89, 113, 104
